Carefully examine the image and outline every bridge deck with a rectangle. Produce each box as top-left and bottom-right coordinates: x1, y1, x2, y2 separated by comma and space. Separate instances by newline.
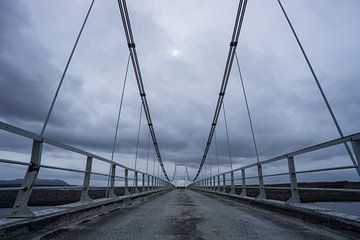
43, 189, 357, 240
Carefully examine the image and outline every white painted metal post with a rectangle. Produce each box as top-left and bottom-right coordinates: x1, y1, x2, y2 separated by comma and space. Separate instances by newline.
230, 171, 235, 194
222, 174, 226, 193
134, 171, 139, 193
241, 168, 247, 197
10, 140, 43, 217
124, 169, 130, 195
151, 176, 154, 190
256, 164, 266, 199
142, 173, 145, 192
213, 176, 216, 191
287, 156, 300, 203
108, 164, 116, 198
80, 156, 93, 202
351, 139, 360, 176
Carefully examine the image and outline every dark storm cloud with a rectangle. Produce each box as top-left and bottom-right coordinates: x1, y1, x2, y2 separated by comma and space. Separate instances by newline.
0, 1, 84, 131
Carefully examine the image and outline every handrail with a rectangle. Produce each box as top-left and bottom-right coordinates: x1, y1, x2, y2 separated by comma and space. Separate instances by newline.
0, 120, 174, 217
190, 132, 360, 204
207, 133, 360, 178
0, 120, 156, 176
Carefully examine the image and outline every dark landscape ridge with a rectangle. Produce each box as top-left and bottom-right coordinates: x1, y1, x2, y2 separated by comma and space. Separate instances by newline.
0, 178, 69, 187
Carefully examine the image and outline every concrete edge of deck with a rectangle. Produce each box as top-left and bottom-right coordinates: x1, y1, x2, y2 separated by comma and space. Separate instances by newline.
191, 188, 360, 234
0, 188, 172, 239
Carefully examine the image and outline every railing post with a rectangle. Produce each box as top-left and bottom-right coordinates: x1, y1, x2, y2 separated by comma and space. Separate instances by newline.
222, 174, 226, 193
10, 140, 43, 217
212, 176, 216, 191
142, 173, 145, 192
217, 175, 220, 192
80, 156, 93, 202
147, 175, 150, 191
108, 164, 116, 198
134, 171, 139, 193
351, 139, 360, 176
287, 156, 300, 203
256, 164, 266, 199
241, 168, 247, 197
124, 169, 130, 195
151, 176, 154, 190
230, 171, 235, 194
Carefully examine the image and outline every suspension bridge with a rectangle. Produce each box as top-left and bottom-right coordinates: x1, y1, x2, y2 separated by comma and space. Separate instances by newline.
0, 0, 360, 239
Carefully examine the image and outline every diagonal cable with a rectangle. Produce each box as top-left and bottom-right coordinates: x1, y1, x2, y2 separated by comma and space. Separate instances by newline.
106, 53, 130, 196
276, 0, 355, 165
134, 103, 143, 170
222, 103, 233, 170
41, 0, 95, 136
235, 52, 260, 162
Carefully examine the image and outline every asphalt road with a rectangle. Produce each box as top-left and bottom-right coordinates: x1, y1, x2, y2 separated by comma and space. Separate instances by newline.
44, 189, 358, 240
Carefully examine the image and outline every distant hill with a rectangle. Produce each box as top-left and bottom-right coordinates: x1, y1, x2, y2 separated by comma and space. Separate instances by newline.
0, 179, 69, 187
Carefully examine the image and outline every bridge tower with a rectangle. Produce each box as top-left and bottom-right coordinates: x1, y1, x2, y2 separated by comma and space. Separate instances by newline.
172, 163, 191, 188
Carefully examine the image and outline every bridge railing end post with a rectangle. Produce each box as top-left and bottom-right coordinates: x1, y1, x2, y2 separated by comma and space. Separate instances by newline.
351, 139, 360, 176
9, 140, 43, 218
240, 168, 247, 197
80, 156, 93, 202
230, 171, 235, 194
256, 164, 266, 200
286, 156, 300, 204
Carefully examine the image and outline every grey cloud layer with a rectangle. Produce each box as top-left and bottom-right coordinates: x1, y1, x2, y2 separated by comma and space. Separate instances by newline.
0, 0, 359, 180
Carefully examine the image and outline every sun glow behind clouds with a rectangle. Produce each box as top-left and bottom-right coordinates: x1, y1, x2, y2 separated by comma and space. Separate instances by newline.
171, 49, 181, 57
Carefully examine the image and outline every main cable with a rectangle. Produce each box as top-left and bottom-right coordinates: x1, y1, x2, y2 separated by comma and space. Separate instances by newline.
116, 0, 171, 180
193, 0, 248, 181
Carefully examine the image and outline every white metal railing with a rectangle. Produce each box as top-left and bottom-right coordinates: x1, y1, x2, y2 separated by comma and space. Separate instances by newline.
189, 132, 360, 203
0, 121, 173, 217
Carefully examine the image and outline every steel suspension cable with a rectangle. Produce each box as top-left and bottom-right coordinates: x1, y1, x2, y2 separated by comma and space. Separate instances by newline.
235, 52, 260, 162
157, 161, 160, 177
152, 150, 156, 176
146, 132, 150, 174
208, 147, 212, 176
193, 0, 248, 181
134, 103, 143, 170
106, 54, 130, 196
223, 103, 233, 170
276, 0, 355, 165
41, 0, 95, 136
171, 164, 177, 182
116, 0, 171, 180
214, 130, 220, 174
110, 53, 131, 163
186, 161, 191, 182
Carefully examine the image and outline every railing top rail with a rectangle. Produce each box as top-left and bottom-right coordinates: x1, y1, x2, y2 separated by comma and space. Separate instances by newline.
0, 121, 165, 180
201, 132, 360, 179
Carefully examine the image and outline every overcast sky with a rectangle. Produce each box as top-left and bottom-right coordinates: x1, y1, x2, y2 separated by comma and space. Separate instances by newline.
0, 0, 359, 185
